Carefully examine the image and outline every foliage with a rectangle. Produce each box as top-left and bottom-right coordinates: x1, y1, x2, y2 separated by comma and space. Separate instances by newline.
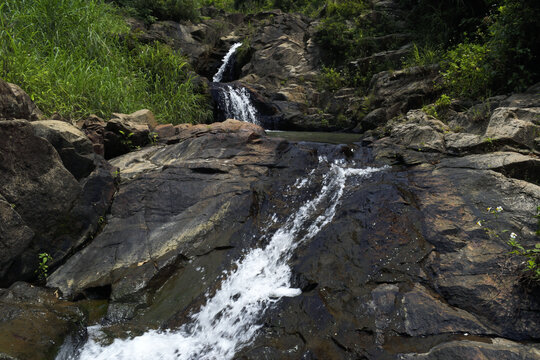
422, 94, 452, 119
36, 253, 52, 281
0, 0, 211, 124
403, 44, 443, 68
440, 42, 491, 98
397, 0, 491, 46
439, 0, 539, 98
480, 205, 540, 286
317, 66, 343, 92
112, 0, 200, 22
508, 239, 540, 284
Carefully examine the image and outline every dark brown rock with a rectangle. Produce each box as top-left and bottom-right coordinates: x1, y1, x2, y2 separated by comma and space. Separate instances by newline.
31, 120, 96, 180
0, 79, 42, 121
0, 120, 115, 285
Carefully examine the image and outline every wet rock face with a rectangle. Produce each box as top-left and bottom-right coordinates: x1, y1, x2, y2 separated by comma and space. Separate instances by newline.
0, 282, 86, 360
43, 119, 539, 359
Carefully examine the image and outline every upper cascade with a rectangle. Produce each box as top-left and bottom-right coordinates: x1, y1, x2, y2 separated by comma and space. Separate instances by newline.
213, 42, 242, 83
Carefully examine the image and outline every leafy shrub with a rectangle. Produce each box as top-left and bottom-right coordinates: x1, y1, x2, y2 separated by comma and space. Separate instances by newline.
317, 66, 343, 92
403, 44, 443, 68
508, 207, 540, 285
440, 42, 491, 98
438, 0, 539, 98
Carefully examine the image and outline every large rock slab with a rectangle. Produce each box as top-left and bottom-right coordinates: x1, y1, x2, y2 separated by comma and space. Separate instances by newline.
32, 120, 96, 180
401, 284, 492, 337
48, 120, 280, 312
485, 107, 540, 150
401, 339, 540, 360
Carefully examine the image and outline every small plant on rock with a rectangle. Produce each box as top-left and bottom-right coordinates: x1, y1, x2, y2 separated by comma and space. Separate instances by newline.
36, 253, 52, 281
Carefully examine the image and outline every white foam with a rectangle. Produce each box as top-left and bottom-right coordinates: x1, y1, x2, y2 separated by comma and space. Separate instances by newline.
213, 43, 242, 83
217, 85, 260, 125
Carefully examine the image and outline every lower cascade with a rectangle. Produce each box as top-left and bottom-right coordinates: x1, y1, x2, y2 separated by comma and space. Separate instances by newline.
213, 84, 260, 125
63, 158, 387, 360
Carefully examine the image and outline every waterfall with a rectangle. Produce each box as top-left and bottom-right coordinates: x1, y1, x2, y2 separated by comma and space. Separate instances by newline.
64, 158, 388, 360
215, 85, 260, 125
211, 42, 261, 126
213, 42, 242, 83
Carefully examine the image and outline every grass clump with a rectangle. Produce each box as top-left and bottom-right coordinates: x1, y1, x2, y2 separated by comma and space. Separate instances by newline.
0, 0, 211, 124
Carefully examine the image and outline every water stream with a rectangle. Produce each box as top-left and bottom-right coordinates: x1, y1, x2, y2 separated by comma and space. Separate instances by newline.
211, 42, 261, 125
63, 158, 387, 360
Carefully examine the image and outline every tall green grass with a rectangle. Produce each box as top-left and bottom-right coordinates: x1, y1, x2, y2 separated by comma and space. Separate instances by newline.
0, 0, 211, 124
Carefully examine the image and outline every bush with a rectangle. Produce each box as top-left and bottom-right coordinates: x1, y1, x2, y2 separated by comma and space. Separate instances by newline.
0, 0, 211, 123
441, 42, 491, 98
112, 0, 200, 22
317, 66, 343, 92
439, 0, 539, 98
403, 43, 443, 68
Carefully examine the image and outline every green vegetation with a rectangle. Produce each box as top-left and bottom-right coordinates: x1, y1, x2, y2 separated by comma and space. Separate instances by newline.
0, 0, 211, 124
422, 94, 452, 119
507, 206, 540, 285
317, 66, 343, 92
36, 252, 52, 281
406, 0, 539, 98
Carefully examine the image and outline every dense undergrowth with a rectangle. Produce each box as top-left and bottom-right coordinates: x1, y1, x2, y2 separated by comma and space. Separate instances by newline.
0, 0, 211, 123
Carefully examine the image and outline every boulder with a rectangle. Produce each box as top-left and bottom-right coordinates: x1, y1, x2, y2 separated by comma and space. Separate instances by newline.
401, 284, 492, 336
485, 107, 540, 150
444, 132, 486, 155
355, 107, 387, 132
0, 79, 42, 121
0, 120, 115, 285
111, 109, 158, 130
104, 117, 151, 159
0, 120, 81, 243
0, 195, 34, 281
31, 120, 96, 180
368, 65, 441, 120
389, 110, 448, 152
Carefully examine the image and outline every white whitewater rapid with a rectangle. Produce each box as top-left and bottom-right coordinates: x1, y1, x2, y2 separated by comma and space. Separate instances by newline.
216, 85, 260, 125
65, 158, 387, 360
212, 42, 260, 125
212, 42, 242, 82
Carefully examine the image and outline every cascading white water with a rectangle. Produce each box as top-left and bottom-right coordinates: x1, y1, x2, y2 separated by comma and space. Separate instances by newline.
213, 42, 242, 83
217, 85, 260, 125
66, 159, 387, 360
211, 42, 261, 125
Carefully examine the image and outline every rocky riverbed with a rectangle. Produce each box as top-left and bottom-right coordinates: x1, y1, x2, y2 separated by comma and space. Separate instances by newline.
1, 75, 539, 359
1, 0, 540, 357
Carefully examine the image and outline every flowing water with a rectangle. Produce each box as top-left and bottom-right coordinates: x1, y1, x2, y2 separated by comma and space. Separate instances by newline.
214, 85, 261, 125
212, 42, 242, 83
62, 158, 388, 360
211, 42, 261, 125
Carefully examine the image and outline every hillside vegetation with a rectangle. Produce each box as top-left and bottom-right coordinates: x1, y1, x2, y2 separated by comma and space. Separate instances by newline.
1, 0, 538, 122
0, 0, 211, 123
